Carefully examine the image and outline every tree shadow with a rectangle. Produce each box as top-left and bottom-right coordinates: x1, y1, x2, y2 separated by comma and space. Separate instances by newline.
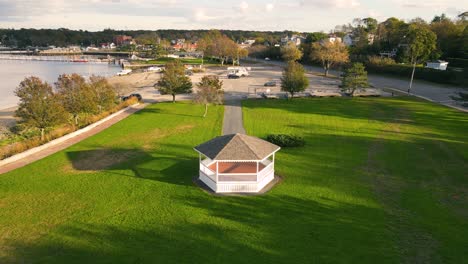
2, 194, 395, 264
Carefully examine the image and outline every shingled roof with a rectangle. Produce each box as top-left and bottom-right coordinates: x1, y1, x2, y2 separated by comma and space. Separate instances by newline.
194, 134, 280, 161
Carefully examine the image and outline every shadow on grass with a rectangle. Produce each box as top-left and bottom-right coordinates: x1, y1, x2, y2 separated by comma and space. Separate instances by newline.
2, 194, 395, 264
65, 147, 197, 187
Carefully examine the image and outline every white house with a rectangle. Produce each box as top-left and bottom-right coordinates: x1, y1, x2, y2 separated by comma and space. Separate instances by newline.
343, 34, 354, 46
194, 134, 280, 193
426, 60, 449, 71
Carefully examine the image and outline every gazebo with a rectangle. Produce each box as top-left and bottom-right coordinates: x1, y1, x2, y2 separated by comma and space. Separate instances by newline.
194, 133, 281, 193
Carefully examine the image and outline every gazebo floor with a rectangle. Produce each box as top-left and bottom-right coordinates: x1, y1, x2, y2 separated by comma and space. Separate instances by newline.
208, 162, 266, 174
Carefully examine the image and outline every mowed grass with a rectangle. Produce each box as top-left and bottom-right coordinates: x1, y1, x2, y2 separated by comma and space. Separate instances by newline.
0, 98, 466, 263
243, 97, 468, 263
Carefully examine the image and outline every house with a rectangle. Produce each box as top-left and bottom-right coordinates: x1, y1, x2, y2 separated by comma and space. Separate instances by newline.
426, 60, 449, 71
281, 35, 306, 46
343, 34, 354, 46
113, 35, 134, 46
194, 133, 280, 193
320, 34, 342, 44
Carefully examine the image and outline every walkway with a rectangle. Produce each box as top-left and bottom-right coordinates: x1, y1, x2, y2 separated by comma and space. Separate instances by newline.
222, 96, 246, 135
0, 104, 147, 174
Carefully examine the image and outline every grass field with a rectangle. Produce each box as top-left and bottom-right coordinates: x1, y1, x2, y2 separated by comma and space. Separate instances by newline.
0, 98, 466, 263
243, 97, 468, 263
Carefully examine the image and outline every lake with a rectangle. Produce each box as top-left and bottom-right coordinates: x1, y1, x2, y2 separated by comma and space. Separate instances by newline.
0, 59, 121, 109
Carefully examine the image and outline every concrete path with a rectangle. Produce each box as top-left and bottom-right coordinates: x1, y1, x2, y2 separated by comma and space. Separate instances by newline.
0, 103, 147, 174
222, 96, 246, 135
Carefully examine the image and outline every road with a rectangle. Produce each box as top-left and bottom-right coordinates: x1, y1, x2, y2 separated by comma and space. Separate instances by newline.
247, 58, 467, 111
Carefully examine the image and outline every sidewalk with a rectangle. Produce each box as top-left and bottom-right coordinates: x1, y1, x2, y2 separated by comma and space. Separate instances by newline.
0, 103, 147, 174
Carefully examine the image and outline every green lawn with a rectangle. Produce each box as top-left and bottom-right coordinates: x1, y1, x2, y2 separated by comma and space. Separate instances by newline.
243, 97, 468, 263
0, 98, 467, 263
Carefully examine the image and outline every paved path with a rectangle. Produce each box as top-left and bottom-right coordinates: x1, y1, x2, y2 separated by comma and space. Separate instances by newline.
0, 104, 147, 174
222, 95, 246, 135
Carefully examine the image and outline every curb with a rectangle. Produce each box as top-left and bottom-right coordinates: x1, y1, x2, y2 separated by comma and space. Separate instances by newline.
0, 103, 141, 167
383, 87, 468, 113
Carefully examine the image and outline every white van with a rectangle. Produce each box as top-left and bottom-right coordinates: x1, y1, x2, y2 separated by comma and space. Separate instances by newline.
227, 67, 249, 78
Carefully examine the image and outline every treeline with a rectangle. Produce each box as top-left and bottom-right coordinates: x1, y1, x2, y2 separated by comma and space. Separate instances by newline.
0, 75, 136, 159
0, 28, 297, 48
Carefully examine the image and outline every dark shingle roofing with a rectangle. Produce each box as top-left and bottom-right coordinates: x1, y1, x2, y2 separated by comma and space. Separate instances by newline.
194, 134, 280, 161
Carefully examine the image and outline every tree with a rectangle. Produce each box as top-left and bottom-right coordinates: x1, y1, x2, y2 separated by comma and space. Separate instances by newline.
14, 77, 66, 140
341, 63, 369, 96
55, 74, 96, 125
280, 61, 309, 98
406, 24, 437, 93
281, 42, 303, 62
156, 60, 193, 103
194, 75, 224, 117
88, 75, 117, 113
310, 41, 349, 76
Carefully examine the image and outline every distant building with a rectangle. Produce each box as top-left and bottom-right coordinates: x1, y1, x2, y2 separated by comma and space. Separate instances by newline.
113, 35, 134, 46
281, 35, 306, 46
100, 43, 116, 49
426, 60, 449, 71
320, 34, 342, 45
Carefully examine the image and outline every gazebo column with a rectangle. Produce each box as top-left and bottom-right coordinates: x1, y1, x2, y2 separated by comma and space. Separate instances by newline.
256, 161, 259, 181
216, 161, 219, 183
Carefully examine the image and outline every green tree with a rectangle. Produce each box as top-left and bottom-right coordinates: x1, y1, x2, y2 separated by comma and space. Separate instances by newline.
88, 75, 117, 113
310, 41, 349, 76
406, 24, 437, 93
55, 73, 96, 125
281, 42, 303, 62
280, 61, 309, 98
14, 77, 66, 140
156, 60, 193, 103
341, 63, 369, 96
194, 75, 224, 117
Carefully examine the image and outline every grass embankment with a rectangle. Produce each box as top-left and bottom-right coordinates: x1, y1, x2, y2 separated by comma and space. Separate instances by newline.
0, 98, 466, 263
243, 97, 468, 263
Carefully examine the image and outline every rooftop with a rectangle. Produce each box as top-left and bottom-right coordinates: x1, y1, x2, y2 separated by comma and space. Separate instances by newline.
194, 134, 280, 161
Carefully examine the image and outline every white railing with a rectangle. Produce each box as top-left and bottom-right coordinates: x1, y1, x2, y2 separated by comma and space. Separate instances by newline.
218, 174, 257, 182
257, 162, 274, 182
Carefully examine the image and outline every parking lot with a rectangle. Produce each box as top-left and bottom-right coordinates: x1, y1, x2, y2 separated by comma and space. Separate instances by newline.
109, 63, 364, 103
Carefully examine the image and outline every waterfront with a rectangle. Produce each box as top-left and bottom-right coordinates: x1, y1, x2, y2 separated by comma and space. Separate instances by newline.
0, 59, 121, 109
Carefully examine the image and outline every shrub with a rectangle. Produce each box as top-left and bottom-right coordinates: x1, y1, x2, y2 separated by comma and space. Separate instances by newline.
266, 134, 305, 147
367, 56, 396, 66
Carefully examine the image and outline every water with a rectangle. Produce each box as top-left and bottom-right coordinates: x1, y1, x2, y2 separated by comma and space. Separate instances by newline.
0, 59, 122, 109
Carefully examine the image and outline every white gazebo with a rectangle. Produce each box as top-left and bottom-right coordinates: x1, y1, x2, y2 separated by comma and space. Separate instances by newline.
194, 133, 281, 193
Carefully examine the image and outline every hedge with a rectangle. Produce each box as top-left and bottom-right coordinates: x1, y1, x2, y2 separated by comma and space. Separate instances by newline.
266, 134, 305, 148
365, 64, 467, 86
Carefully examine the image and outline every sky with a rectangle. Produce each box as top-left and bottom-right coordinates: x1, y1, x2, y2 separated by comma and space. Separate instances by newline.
0, 0, 467, 32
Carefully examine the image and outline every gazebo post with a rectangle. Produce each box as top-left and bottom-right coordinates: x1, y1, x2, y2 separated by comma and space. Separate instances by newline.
216, 161, 219, 183
256, 161, 259, 181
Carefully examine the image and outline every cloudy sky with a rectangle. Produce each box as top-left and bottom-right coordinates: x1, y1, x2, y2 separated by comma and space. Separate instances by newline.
1, 0, 466, 32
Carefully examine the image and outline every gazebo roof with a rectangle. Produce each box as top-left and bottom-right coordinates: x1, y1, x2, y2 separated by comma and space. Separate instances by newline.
194, 133, 280, 161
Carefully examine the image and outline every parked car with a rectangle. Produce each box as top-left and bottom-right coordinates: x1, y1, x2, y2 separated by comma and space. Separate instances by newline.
265, 57, 271, 61
122, 93, 142, 102
264, 80, 277, 87
227, 67, 249, 78
116, 69, 132, 76
185, 70, 193, 76
147, 66, 163, 72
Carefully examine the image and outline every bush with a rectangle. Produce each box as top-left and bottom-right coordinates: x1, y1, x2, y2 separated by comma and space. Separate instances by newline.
266, 134, 305, 147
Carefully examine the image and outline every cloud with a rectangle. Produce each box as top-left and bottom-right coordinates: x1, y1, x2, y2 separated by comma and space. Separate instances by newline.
297, 0, 360, 9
